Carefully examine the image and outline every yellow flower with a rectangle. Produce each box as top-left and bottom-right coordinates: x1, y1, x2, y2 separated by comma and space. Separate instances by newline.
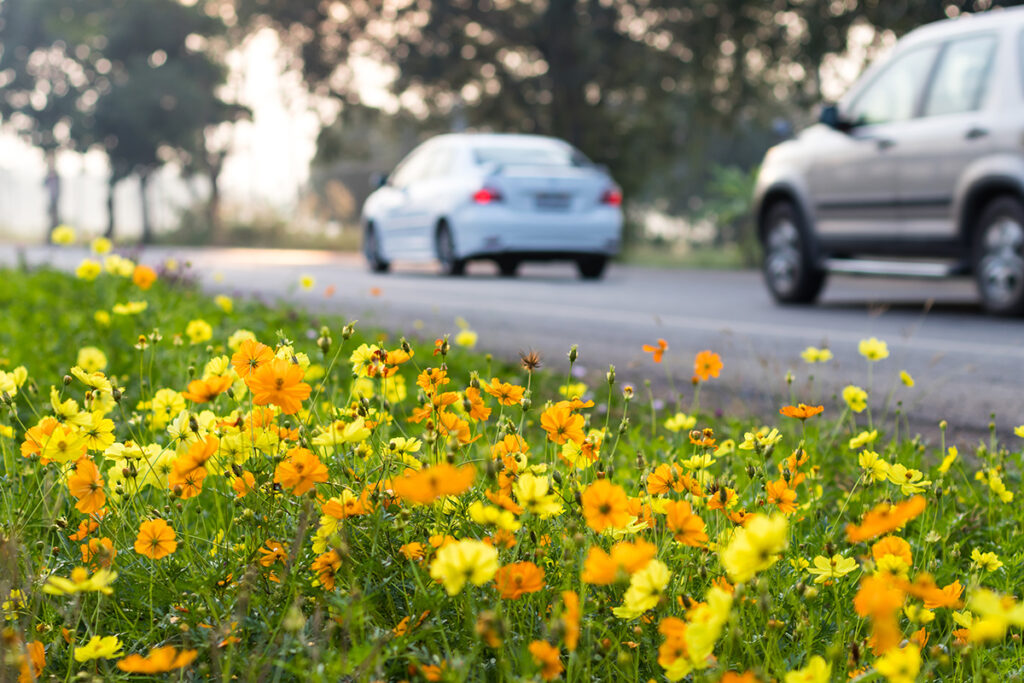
513, 473, 563, 519
785, 655, 830, 683
112, 301, 148, 315
806, 554, 858, 584
612, 560, 671, 619
899, 370, 914, 387
76, 259, 103, 281
903, 604, 935, 624
738, 427, 782, 452
800, 346, 833, 363
938, 447, 958, 475
858, 337, 889, 361
51, 224, 75, 245
429, 539, 499, 595
968, 588, 1024, 642
91, 236, 112, 254
454, 329, 478, 348
74, 635, 123, 662
664, 413, 697, 432
720, 513, 788, 583
185, 319, 213, 345
874, 644, 920, 683
43, 567, 117, 596
299, 274, 315, 290
468, 501, 521, 531
1015, 425, 1024, 438
76, 346, 108, 373
848, 429, 878, 450
842, 385, 868, 413
214, 295, 234, 313
94, 310, 111, 326
227, 329, 256, 351
558, 382, 587, 400
859, 451, 890, 482
971, 548, 1003, 572
885, 464, 931, 495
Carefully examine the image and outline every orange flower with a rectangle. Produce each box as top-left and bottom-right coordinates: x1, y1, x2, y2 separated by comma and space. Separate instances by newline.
437, 411, 479, 445
528, 640, 564, 681
67, 458, 106, 514
540, 404, 585, 445
854, 573, 905, 618
274, 447, 328, 496
245, 357, 311, 415
693, 350, 723, 381
21, 416, 60, 459
707, 486, 737, 511
846, 496, 926, 543
494, 561, 545, 599
181, 375, 234, 403
311, 549, 342, 590
131, 264, 158, 290
663, 500, 708, 547
646, 463, 684, 495
231, 339, 274, 378
465, 386, 491, 421
169, 464, 207, 499
581, 479, 631, 532
18, 640, 45, 683
765, 479, 798, 515
134, 519, 177, 559
416, 368, 449, 396
391, 463, 475, 505
117, 646, 197, 673
232, 471, 255, 498
258, 540, 287, 567
81, 537, 116, 568
400, 542, 426, 561
779, 403, 824, 420
483, 378, 525, 406
610, 539, 657, 573
872, 536, 913, 567
69, 519, 98, 542
719, 673, 761, 683
176, 435, 220, 473
561, 591, 580, 651
642, 338, 668, 363
901, 574, 964, 609
581, 546, 620, 585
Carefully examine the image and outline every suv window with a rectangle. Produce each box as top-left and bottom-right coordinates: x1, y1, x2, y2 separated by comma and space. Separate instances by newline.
847, 44, 940, 125
923, 34, 996, 117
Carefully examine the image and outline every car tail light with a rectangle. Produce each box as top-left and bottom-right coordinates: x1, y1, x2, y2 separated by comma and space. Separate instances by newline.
473, 187, 502, 204
600, 188, 623, 206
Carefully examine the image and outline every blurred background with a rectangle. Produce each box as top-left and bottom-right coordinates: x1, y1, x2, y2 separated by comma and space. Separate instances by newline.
0, 0, 1016, 266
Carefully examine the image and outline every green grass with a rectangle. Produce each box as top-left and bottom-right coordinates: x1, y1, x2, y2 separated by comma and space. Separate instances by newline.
0, 260, 1022, 682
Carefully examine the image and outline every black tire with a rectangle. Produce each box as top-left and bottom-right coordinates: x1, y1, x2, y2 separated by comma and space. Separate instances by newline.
496, 257, 519, 277
576, 255, 607, 280
973, 196, 1024, 316
436, 224, 466, 276
761, 201, 826, 304
363, 224, 390, 273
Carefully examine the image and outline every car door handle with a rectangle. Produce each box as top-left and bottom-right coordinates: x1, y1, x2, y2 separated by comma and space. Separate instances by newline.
876, 138, 896, 151
965, 127, 988, 140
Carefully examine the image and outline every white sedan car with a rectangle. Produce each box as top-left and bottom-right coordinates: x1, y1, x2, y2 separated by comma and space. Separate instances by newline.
360, 133, 623, 278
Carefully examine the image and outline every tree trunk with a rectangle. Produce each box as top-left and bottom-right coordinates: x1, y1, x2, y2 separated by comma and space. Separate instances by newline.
139, 170, 153, 244
105, 174, 116, 239
206, 152, 224, 244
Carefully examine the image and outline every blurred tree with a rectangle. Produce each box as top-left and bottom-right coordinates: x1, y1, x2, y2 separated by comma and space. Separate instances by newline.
0, 0, 241, 242
231, 0, 1023, 240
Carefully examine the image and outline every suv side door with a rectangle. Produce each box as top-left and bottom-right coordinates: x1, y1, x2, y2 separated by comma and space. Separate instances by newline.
896, 32, 999, 239
807, 43, 940, 239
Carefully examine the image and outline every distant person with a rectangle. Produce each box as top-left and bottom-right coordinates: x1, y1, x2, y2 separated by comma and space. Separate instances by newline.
44, 151, 61, 241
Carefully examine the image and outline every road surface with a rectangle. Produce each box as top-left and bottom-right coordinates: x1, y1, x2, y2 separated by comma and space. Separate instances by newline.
6, 245, 1023, 444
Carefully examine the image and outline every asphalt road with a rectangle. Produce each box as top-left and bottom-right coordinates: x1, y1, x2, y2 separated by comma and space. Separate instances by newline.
6, 245, 1023, 444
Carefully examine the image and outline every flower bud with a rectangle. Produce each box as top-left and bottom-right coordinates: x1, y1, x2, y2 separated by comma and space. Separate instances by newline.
568, 345, 578, 363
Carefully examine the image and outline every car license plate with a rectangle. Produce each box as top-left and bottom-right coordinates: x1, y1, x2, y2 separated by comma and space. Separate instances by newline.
535, 193, 571, 210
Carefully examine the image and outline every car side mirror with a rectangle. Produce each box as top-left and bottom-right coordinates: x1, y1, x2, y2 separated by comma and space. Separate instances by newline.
819, 104, 852, 132
370, 172, 388, 189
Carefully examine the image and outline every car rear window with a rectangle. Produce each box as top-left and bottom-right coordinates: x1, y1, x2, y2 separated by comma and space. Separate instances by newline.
473, 145, 590, 167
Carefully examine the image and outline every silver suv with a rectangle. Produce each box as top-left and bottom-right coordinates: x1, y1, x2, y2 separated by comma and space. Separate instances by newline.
754, 8, 1024, 315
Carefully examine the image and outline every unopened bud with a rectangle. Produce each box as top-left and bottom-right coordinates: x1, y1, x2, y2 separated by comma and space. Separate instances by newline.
568, 345, 578, 363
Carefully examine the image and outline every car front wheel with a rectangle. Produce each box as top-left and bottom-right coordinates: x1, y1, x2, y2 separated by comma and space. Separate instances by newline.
973, 196, 1024, 316
761, 201, 825, 304
363, 224, 390, 273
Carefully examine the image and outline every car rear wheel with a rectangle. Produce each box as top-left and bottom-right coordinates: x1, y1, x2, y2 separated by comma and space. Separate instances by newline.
436, 224, 466, 276
973, 196, 1024, 316
761, 202, 825, 304
496, 258, 519, 277
576, 255, 607, 280
363, 224, 390, 273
